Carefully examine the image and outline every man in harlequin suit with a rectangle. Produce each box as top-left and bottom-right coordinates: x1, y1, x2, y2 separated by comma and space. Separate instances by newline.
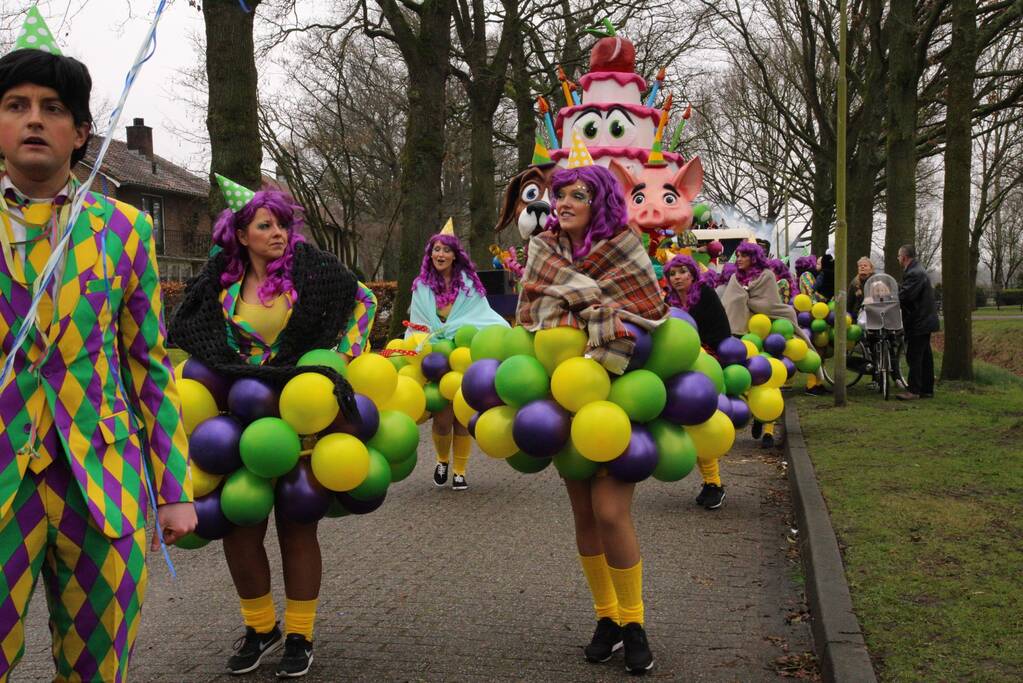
0, 10, 195, 682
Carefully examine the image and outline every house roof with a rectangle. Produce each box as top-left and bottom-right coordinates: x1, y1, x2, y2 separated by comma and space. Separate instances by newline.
76, 136, 210, 198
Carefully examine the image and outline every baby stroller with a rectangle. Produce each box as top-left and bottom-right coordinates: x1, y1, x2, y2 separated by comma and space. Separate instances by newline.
857, 273, 905, 399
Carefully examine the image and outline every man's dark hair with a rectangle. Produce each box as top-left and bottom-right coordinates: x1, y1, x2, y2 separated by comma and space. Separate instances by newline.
899, 244, 917, 259
0, 49, 92, 165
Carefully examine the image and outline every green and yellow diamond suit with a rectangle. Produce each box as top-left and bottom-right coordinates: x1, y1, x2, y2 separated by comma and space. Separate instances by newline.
0, 185, 192, 682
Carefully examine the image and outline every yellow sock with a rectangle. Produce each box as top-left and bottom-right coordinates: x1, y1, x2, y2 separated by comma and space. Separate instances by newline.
432, 432, 452, 464
607, 561, 644, 626
764, 422, 775, 436
806, 374, 818, 389
578, 554, 619, 622
239, 593, 276, 634
697, 456, 721, 486
452, 434, 472, 475
284, 598, 318, 641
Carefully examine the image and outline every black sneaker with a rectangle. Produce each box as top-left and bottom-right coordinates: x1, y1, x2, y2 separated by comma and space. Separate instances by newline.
451, 473, 468, 491
433, 462, 449, 487
227, 624, 283, 675
584, 617, 623, 663
751, 421, 763, 439
276, 634, 313, 678
695, 483, 712, 506
761, 433, 776, 449
621, 622, 654, 674
701, 484, 725, 510
805, 385, 828, 396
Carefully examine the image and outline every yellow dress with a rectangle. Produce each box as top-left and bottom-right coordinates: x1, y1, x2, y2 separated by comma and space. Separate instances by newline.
235, 294, 289, 345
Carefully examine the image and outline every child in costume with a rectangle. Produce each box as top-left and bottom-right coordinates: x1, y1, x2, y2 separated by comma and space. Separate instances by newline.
664, 254, 730, 509
768, 258, 796, 305
517, 156, 666, 674
794, 255, 820, 301
169, 179, 359, 678
408, 221, 508, 491
0, 17, 196, 682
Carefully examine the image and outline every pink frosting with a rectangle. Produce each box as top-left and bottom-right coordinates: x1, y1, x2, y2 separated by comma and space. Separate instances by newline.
579, 71, 648, 91
555, 102, 661, 133
550, 146, 686, 166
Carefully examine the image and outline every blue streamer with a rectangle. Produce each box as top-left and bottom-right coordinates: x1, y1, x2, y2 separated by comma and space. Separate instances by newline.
239, 0, 251, 12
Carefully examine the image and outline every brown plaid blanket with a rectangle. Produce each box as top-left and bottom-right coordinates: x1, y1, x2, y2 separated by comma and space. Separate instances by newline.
517, 229, 668, 374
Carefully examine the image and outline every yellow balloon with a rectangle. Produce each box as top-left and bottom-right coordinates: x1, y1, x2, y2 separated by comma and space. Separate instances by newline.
811, 302, 830, 320
742, 340, 759, 359
280, 372, 340, 434
177, 379, 219, 435
381, 375, 427, 422
571, 401, 631, 462
439, 371, 463, 401
449, 347, 473, 373
347, 353, 398, 406
452, 388, 476, 427
813, 332, 830, 349
748, 386, 784, 422
793, 293, 813, 312
686, 410, 735, 459
311, 433, 370, 492
174, 360, 186, 383
845, 314, 853, 326
475, 405, 518, 459
749, 314, 772, 338
766, 358, 787, 389
385, 338, 404, 350
403, 333, 432, 365
784, 338, 808, 362
398, 363, 428, 386
551, 356, 611, 413
190, 464, 222, 498
534, 326, 588, 375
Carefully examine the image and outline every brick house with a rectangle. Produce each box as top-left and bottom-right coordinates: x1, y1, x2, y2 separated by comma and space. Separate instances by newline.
75, 118, 211, 281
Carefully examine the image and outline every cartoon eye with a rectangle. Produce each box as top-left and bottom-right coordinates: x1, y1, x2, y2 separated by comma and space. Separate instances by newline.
606, 111, 635, 142
521, 184, 541, 202
633, 192, 646, 205
663, 192, 679, 205
575, 112, 602, 140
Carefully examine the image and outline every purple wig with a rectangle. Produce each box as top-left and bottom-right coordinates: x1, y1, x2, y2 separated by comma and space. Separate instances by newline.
544, 165, 628, 261
413, 233, 487, 308
768, 258, 796, 298
664, 254, 712, 310
211, 188, 307, 304
794, 255, 818, 275
717, 262, 737, 287
734, 241, 769, 286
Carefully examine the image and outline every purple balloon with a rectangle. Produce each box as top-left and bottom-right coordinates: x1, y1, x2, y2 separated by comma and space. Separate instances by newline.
336, 490, 386, 515
462, 359, 503, 412
729, 397, 752, 429
662, 372, 718, 425
512, 399, 571, 458
275, 460, 331, 525
716, 393, 732, 417
826, 311, 836, 326
607, 424, 659, 483
189, 416, 243, 474
326, 394, 379, 441
797, 311, 812, 328
782, 357, 797, 379
668, 307, 699, 332
194, 488, 232, 540
624, 321, 653, 371
420, 352, 451, 383
467, 412, 480, 438
228, 378, 279, 425
182, 358, 232, 409
763, 333, 787, 357
717, 337, 747, 366
747, 355, 772, 386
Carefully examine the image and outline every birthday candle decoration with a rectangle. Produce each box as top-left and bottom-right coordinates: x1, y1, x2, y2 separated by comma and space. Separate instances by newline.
570, 82, 581, 105
655, 93, 673, 139
537, 96, 559, 149
644, 66, 666, 107
670, 103, 692, 151
557, 65, 574, 106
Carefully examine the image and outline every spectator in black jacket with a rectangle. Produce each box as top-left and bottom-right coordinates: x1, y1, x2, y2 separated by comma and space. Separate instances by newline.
814, 253, 836, 301
896, 244, 940, 399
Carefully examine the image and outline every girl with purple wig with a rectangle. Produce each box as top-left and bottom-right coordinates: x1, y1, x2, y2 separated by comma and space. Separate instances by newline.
170, 181, 361, 677
768, 258, 796, 304
409, 229, 508, 492
794, 255, 822, 302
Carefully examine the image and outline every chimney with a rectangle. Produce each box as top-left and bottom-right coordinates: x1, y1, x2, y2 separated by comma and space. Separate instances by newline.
125, 117, 154, 160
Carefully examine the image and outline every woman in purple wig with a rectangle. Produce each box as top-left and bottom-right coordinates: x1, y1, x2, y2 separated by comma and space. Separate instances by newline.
170, 181, 360, 677
794, 255, 821, 301
409, 228, 508, 492
767, 258, 796, 304
517, 164, 666, 675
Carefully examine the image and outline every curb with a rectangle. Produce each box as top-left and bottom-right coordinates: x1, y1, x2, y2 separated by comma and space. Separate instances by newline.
783, 407, 877, 683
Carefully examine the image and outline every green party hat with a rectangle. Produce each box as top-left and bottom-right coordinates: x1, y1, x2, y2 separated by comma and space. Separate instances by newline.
14, 7, 61, 55
215, 173, 256, 212
532, 136, 553, 165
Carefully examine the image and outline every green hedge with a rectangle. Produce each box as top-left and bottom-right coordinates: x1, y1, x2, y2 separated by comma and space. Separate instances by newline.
995, 289, 1023, 306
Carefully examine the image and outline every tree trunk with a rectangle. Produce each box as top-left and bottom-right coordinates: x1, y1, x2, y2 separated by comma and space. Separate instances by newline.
467, 100, 498, 266
884, 0, 919, 278
204, 0, 263, 215
846, 150, 880, 273
811, 148, 834, 256
510, 35, 536, 170
940, 0, 977, 381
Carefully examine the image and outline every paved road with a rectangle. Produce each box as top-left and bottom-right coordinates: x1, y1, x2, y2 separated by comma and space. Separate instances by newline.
16, 427, 813, 682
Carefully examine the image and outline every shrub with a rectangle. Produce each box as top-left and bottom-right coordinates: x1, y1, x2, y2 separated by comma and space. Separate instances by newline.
995, 289, 1023, 306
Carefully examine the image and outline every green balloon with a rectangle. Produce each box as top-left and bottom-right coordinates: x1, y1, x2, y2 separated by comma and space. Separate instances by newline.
470, 325, 509, 361
221, 468, 275, 526
649, 419, 698, 482
608, 369, 666, 423
367, 410, 419, 463
795, 349, 822, 373
495, 355, 550, 407
553, 443, 599, 480
828, 300, 836, 311
349, 448, 392, 500
240, 418, 300, 478
424, 383, 448, 413
828, 327, 836, 341
389, 452, 418, 482
742, 333, 764, 350
431, 339, 455, 358
847, 324, 863, 342
692, 352, 726, 394
175, 532, 210, 550
507, 451, 552, 474
770, 319, 795, 340
454, 325, 479, 348
502, 326, 535, 358
723, 364, 752, 396
693, 203, 710, 219
297, 349, 348, 376
810, 319, 828, 334
388, 355, 409, 370
325, 497, 350, 518
645, 317, 701, 379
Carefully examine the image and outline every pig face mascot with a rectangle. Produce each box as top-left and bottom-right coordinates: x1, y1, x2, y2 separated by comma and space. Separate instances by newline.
609, 157, 704, 258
